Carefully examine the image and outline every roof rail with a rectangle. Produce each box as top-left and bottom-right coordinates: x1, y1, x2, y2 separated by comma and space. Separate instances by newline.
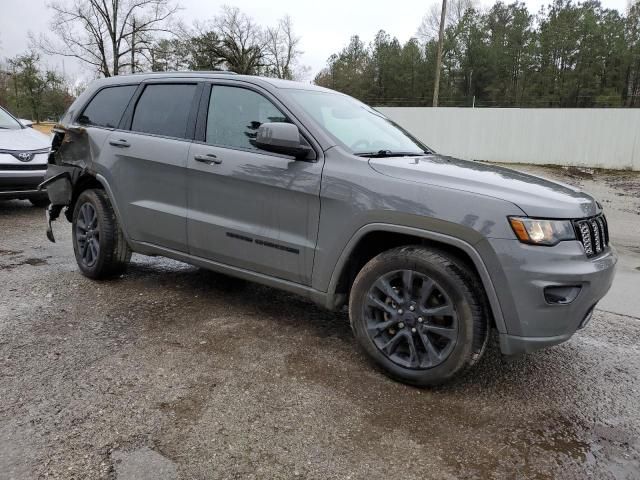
128, 70, 238, 76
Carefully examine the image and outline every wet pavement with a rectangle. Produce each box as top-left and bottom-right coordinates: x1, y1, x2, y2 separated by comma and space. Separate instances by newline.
1, 167, 639, 479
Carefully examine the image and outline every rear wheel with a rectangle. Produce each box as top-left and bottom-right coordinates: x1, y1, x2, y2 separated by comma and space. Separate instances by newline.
349, 246, 488, 386
72, 189, 131, 279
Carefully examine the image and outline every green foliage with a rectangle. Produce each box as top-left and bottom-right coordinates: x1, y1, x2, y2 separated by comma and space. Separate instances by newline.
0, 52, 71, 121
315, 0, 640, 107
150, 34, 224, 72
150, 8, 305, 79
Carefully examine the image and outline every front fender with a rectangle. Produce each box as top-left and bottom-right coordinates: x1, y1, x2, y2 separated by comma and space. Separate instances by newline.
323, 223, 509, 334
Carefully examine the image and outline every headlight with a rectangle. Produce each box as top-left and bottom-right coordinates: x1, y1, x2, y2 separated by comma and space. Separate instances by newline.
508, 217, 575, 246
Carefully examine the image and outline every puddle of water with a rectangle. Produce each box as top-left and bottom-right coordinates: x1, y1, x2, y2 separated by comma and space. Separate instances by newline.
23, 258, 47, 266
0, 258, 48, 270
0, 249, 23, 256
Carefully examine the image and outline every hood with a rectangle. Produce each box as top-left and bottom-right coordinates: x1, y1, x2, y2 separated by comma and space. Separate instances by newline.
0, 127, 51, 151
369, 154, 599, 218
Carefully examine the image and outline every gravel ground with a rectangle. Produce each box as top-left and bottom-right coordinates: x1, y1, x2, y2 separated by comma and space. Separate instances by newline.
1, 166, 639, 480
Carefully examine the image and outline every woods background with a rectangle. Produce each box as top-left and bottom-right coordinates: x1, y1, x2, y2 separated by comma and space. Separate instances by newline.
1, 0, 639, 122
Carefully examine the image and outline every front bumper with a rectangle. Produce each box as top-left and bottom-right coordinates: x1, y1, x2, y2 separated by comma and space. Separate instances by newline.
0, 169, 47, 199
487, 238, 617, 355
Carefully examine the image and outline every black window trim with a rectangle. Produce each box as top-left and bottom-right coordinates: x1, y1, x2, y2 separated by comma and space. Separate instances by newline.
119, 79, 204, 142
193, 80, 320, 162
74, 83, 140, 131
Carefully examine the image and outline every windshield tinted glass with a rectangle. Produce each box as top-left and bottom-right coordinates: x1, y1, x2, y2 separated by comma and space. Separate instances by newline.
0, 108, 23, 130
285, 89, 427, 155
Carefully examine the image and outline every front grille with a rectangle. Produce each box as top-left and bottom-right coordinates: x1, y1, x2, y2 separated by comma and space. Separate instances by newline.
573, 214, 609, 257
0, 164, 47, 171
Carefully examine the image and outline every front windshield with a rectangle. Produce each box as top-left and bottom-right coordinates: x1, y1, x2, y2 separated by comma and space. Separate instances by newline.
285, 89, 429, 155
0, 107, 23, 130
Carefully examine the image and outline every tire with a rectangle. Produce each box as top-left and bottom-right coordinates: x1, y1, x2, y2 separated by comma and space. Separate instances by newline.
349, 246, 488, 387
29, 196, 50, 208
72, 189, 131, 279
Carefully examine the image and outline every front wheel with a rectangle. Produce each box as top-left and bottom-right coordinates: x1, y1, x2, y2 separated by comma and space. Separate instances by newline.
349, 246, 488, 386
72, 189, 131, 279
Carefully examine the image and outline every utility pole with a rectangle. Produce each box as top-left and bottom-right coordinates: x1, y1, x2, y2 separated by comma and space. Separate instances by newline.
433, 0, 447, 107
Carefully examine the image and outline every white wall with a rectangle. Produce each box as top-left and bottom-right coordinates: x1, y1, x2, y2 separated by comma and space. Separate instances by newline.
377, 107, 640, 171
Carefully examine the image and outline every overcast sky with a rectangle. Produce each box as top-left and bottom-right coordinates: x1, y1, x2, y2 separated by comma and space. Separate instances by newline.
0, 0, 633, 83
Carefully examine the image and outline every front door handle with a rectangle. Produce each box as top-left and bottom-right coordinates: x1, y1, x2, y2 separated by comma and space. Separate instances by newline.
109, 139, 130, 148
194, 153, 222, 165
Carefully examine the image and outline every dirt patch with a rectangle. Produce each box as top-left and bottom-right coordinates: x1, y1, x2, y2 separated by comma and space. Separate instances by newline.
32, 123, 54, 135
562, 165, 595, 180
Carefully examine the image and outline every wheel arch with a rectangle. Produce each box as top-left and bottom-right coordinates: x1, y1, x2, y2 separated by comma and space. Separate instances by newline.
65, 173, 131, 242
326, 224, 506, 333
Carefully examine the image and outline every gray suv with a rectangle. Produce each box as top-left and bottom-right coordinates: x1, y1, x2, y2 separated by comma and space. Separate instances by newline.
42, 72, 617, 386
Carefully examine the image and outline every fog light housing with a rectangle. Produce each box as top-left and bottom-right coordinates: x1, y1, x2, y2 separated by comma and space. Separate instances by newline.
544, 285, 581, 305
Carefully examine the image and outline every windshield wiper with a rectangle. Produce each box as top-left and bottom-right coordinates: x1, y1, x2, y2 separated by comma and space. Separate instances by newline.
354, 150, 427, 158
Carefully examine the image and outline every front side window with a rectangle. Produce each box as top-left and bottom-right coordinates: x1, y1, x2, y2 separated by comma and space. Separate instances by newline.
206, 86, 288, 150
131, 84, 197, 139
285, 89, 428, 155
78, 85, 137, 128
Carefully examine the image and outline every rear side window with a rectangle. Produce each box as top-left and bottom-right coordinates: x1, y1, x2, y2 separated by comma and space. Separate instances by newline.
206, 86, 288, 150
131, 84, 197, 139
78, 85, 137, 128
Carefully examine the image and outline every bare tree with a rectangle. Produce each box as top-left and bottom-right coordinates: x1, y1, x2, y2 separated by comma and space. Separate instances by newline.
417, 0, 476, 42
213, 5, 264, 74
38, 0, 179, 77
263, 16, 303, 80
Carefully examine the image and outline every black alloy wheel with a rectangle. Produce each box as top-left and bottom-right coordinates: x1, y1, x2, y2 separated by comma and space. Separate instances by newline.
75, 202, 100, 268
71, 188, 131, 279
349, 246, 489, 386
364, 269, 458, 369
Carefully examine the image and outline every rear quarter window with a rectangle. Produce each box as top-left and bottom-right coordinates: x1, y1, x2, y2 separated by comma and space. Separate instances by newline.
78, 85, 137, 128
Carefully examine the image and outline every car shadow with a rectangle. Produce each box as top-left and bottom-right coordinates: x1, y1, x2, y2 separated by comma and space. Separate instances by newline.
0, 199, 39, 213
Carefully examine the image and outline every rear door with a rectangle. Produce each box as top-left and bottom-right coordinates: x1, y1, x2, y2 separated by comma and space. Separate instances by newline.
187, 82, 323, 285
100, 81, 201, 252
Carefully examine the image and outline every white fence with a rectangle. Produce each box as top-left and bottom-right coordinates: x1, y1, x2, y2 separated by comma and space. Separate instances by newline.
377, 107, 640, 171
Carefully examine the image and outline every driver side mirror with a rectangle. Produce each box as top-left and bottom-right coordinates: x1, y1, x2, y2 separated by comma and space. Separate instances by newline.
255, 122, 313, 159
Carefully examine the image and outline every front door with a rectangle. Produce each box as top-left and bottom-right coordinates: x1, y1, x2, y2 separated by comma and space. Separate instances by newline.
187, 84, 322, 285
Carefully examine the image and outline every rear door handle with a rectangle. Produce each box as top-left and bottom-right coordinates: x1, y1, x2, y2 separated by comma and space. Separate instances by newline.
194, 153, 222, 165
109, 139, 130, 148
